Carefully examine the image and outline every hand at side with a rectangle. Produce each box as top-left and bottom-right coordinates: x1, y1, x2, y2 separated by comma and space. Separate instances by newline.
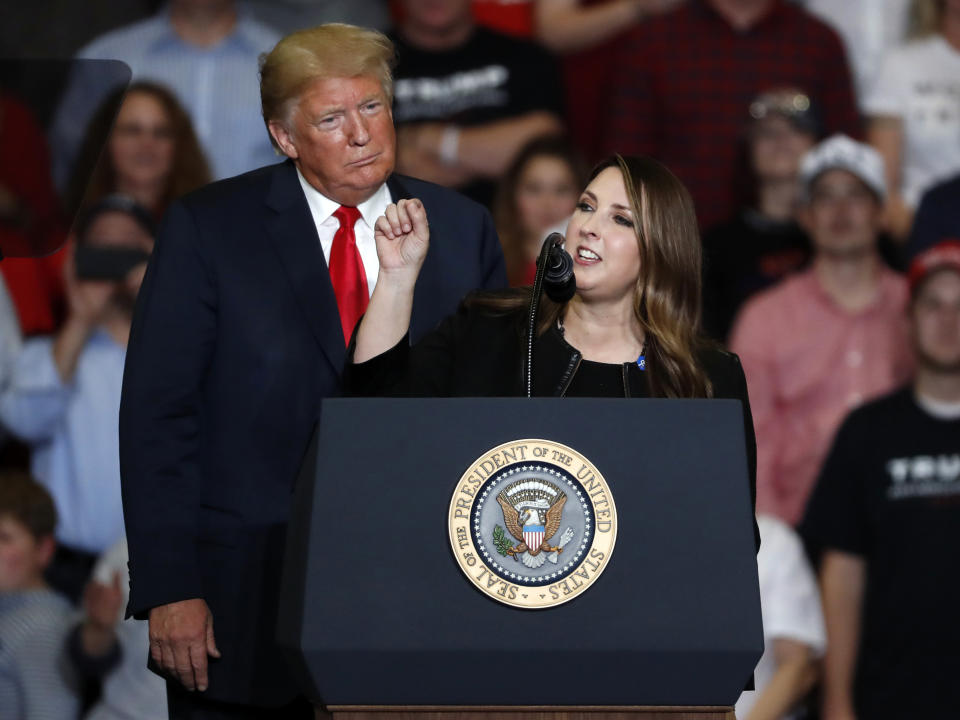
149, 598, 221, 692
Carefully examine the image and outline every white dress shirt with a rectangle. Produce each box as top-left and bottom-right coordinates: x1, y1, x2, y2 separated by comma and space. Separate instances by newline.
296, 168, 392, 298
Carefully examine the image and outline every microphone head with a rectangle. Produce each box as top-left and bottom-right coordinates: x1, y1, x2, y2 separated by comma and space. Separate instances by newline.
539, 232, 576, 302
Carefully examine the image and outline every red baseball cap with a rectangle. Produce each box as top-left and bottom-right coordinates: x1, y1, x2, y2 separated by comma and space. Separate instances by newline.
908, 240, 960, 294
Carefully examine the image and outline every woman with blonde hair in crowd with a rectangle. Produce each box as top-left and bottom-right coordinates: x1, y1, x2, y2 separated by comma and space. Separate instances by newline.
493, 136, 585, 286
67, 81, 211, 220
865, 0, 960, 239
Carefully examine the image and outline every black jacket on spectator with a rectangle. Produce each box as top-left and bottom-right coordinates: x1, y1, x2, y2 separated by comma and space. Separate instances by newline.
119, 159, 506, 706
390, 26, 564, 207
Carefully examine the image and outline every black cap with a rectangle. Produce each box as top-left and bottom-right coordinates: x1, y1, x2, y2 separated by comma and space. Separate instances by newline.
748, 88, 821, 137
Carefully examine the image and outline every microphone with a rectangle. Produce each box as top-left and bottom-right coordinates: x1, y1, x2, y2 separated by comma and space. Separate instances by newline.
525, 232, 576, 396
538, 232, 576, 303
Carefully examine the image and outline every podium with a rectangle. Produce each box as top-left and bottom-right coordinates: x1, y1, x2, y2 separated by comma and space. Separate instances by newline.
279, 398, 761, 719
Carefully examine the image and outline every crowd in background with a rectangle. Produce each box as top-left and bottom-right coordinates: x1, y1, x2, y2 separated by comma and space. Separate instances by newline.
0, 0, 959, 719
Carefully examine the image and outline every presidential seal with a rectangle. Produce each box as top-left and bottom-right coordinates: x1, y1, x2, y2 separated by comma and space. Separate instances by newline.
448, 439, 617, 609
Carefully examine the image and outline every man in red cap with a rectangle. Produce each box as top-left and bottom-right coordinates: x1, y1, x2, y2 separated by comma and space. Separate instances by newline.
801, 239, 960, 720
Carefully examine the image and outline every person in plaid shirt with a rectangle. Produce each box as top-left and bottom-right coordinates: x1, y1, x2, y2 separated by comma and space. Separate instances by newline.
604, 0, 861, 229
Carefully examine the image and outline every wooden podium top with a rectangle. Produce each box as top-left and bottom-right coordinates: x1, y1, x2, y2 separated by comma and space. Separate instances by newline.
319, 706, 736, 720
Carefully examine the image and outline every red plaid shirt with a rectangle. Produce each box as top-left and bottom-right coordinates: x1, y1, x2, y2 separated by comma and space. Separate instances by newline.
604, 0, 861, 229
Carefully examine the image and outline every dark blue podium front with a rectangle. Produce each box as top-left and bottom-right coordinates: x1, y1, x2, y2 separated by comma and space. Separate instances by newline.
278, 398, 761, 707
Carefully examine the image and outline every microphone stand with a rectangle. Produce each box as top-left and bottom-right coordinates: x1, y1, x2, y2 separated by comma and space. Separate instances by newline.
525, 233, 575, 397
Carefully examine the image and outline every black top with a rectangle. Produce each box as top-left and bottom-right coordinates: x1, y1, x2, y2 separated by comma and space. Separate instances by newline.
390, 26, 564, 207
565, 357, 635, 397
346, 295, 758, 544
801, 387, 960, 719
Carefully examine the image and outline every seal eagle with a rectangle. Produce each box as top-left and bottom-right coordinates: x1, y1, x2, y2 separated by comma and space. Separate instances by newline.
497, 481, 567, 559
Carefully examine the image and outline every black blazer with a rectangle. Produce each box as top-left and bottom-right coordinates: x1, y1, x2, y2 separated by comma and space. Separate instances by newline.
119, 160, 506, 706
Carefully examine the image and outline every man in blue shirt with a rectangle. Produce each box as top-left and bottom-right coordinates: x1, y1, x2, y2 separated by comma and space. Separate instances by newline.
49, 0, 280, 190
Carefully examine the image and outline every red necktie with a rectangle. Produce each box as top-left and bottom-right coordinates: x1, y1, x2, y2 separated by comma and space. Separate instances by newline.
329, 205, 368, 345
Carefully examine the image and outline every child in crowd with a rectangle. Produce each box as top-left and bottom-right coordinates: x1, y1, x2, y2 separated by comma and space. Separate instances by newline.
67, 537, 167, 720
0, 472, 78, 719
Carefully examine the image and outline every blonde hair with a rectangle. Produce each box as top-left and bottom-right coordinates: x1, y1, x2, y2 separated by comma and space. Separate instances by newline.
259, 23, 396, 150
908, 0, 944, 39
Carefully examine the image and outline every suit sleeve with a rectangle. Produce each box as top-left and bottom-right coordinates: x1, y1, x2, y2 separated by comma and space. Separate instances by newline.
119, 200, 217, 618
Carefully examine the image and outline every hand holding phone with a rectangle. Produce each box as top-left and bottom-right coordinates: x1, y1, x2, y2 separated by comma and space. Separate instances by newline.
74, 245, 151, 281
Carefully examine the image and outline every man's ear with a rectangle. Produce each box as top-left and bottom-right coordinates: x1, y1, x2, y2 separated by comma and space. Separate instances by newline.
268, 121, 299, 160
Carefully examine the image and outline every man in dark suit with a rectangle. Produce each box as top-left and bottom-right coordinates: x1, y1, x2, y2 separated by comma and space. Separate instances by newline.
119, 24, 505, 719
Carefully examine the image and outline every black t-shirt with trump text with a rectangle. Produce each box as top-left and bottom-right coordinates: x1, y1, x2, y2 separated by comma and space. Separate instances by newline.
801, 387, 960, 719
390, 26, 563, 207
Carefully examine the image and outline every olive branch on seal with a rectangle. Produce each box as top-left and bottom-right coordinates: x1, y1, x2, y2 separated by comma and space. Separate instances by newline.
493, 525, 514, 556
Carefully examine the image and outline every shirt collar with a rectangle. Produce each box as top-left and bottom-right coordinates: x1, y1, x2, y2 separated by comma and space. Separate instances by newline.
914, 391, 960, 421
356, 182, 392, 229
295, 168, 392, 230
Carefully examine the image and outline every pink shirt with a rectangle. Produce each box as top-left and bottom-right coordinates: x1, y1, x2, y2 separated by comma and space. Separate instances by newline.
730, 267, 913, 525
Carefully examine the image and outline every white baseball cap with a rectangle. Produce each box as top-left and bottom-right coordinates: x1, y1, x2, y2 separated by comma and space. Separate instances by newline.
800, 134, 887, 201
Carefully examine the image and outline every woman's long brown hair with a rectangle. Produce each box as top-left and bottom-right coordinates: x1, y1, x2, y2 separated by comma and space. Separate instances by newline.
471, 155, 712, 398
66, 81, 211, 219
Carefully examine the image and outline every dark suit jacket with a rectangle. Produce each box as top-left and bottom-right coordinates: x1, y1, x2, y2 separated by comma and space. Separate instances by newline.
119, 160, 506, 706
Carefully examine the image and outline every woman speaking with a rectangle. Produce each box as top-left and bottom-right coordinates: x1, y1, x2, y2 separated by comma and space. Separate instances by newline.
349, 155, 756, 520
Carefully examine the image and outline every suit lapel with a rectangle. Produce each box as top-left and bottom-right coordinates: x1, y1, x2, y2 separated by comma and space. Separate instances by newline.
265, 160, 346, 373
